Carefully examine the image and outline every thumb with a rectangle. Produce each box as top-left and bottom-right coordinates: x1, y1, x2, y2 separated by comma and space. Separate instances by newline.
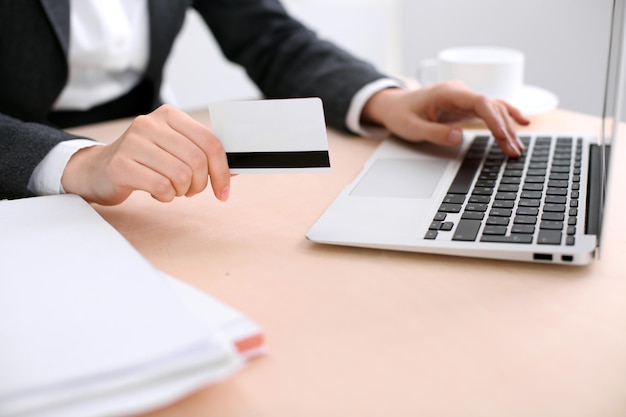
407, 119, 464, 147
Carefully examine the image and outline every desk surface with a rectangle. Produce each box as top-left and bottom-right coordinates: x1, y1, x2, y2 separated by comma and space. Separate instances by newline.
69, 109, 626, 417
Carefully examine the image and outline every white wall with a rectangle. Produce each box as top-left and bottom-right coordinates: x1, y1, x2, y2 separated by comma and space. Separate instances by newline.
164, 0, 625, 121
400, 0, 624, 121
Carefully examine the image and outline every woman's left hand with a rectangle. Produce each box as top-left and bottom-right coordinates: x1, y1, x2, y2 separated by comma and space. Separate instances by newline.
361, 80, 531, 157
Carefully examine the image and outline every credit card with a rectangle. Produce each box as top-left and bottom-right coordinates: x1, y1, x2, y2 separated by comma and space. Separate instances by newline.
208, 98, 330, 173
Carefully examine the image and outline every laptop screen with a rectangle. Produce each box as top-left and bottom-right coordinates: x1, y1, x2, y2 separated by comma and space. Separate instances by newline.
603, 0, 625, 145
598, 0, 626, 248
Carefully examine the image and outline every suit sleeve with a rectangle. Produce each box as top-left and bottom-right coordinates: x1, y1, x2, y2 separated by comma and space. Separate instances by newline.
0, 113, 82, 200
192, 0, 390, 131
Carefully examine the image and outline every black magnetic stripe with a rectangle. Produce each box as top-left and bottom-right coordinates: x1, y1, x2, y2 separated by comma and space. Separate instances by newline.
226, 151, 330, 169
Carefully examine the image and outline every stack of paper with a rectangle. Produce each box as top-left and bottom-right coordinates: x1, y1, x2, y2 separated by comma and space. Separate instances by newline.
0, 195, 264, 417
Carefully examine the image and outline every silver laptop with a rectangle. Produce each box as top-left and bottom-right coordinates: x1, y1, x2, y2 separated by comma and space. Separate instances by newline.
307, 0, 626, 265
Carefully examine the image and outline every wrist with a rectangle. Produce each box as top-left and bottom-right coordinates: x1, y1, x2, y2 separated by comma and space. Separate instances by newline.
61, 145, 101, 198
361, 88, 406, 128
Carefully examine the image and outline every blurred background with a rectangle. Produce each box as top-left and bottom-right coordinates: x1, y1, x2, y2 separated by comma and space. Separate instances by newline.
163, 0, 624, 121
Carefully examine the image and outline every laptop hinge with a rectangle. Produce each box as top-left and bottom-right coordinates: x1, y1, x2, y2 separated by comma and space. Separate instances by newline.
585, 143, 611, 236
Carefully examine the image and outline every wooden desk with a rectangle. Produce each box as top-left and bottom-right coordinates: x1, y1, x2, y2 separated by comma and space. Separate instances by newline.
69, 110, 626, 417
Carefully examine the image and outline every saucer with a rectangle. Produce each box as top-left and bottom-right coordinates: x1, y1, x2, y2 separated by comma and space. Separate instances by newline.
508, 84, 559, 116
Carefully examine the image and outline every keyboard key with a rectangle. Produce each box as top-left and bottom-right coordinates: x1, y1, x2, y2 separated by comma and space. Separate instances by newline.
523, 183, 544, 191
472, 187, 494, 195
548, 180, 568, 188
500, 177, 521, 184
489, 208, 512, 217
461, 211, 485, 220
514, 215, 537, 225
511, 224, 535, 234
492, 200, 515, 208
537, 230, 562, 245
503, 169, 523, 177
550, 173, 569, 180
475, 179, 496, 187
543, 204, 566, 212
424, 230, 438, 240
469, 195, 491, 203
540, 221, 564, 230
518, 199, 541, 207
516, 207, 539, 216
545, 195, 566, 204
521, 191, 542, 199
486, 217, 509, 226
480, 234, 533, 244
527, 169, 547, 176
495, 192, 517, 200
547, 187, 568, 196
465, 203, 489, 212
482, 225, 507, 235
440, 222, 454, 231
443, 194, 466, 204
542, 212, 565, 221
524, 176, 545, 183
438, 203, 462, 213
452, 219, 482, 241
498, 184, 519, 192
433, 212, 447, 221
429, 221, 442, 230
448, 158, 482, 194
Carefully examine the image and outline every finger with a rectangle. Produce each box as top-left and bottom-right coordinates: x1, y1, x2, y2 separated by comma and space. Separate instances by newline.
137, 149, 196, 197
401, 116, 464, 147
156, 105, 231, 200
150, 129, 209, 197
497, 103, 526, 154
107, 156, 179, 203
129, 111, 209, 197
427, 85, 523, 154
473, 98, 523, 157
203, 136, 230, 201
502, 101, 531, 126
113, 124, 200, 197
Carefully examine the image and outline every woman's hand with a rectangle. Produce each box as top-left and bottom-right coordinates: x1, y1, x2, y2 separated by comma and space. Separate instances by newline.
361, 80, 531, 157
61, 104, 230, 206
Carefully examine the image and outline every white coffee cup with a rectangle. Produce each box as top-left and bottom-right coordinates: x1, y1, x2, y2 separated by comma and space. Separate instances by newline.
417, 46, 525, 101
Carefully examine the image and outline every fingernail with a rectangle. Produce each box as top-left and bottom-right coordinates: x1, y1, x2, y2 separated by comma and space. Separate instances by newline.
219, 186, 230, 201
447, 129, 463, 145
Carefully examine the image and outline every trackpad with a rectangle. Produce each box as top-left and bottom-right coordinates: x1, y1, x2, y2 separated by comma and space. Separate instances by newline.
350, 158, 449, 199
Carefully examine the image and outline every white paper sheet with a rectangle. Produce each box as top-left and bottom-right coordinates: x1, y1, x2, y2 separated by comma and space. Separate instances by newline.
0, 195, 245, 417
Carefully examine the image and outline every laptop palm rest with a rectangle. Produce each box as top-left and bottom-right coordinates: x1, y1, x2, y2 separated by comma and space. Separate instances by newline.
349, 158, 449, 199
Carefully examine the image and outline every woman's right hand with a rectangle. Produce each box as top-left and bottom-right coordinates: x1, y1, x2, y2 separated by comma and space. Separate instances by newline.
61, 104, 231, 206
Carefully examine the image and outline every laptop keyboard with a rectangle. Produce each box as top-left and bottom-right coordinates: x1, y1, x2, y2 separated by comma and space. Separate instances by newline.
424, 135, 583, 246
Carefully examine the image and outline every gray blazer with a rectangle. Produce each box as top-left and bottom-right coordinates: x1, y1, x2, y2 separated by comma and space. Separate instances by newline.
0, 0, 387, 199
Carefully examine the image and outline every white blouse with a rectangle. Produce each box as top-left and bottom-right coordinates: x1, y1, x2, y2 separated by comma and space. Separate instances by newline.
53, 0, 149, 111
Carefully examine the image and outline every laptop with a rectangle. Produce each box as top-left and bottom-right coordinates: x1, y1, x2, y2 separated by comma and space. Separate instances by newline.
307, 0, 626, 265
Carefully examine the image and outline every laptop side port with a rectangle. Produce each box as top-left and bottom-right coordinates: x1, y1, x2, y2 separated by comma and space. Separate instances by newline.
561, 255, 574, 262
533, 253, 553, 261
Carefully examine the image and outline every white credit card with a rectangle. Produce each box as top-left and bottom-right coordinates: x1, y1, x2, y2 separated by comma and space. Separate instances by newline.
208, 97, 330, 174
